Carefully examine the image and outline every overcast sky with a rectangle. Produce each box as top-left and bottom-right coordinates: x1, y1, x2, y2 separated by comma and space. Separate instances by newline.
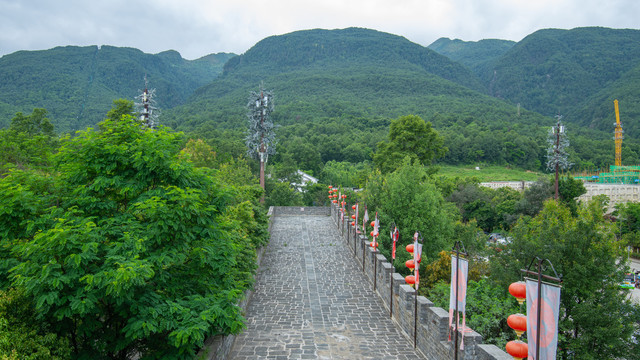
1, 0, 638, 60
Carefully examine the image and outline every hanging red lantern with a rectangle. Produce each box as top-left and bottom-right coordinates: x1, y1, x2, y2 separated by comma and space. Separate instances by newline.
405, 259, 415, 270
370, 241, 378, 248
370, 231, 374, 237
406, 244, 414, 253
405, 275, 415, 285
370, 221, 375, 227
352, 205, 356, 210
351, 221, 355, 226
329, 185, 333, 189
351, 214, 356, 219
341, 201, 345, 206
505, 340, 528, 360
332, 200, 338, 203
507, 314, 527, 338
509, 281, 526, 305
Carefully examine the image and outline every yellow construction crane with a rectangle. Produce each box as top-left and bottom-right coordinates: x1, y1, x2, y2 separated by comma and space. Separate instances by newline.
614, 99, 623, 166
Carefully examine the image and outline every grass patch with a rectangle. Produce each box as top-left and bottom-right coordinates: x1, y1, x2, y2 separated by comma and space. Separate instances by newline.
437, 164, 548, 182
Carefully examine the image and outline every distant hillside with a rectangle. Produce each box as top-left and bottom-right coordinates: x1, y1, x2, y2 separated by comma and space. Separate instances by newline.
482, 27, 640, 121
167, 27, 513, 130
0, 46, 234, 131
428, 37, 515, 76
165, 28, 556, 171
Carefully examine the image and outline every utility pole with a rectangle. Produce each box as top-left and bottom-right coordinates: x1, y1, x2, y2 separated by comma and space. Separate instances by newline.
547, 115, 571, 200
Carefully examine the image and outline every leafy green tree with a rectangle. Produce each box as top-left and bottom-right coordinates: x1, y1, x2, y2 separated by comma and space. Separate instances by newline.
3, 116, 253, 359
491, 199, 640, 360
0, 109, 58, 174
264, 178, 302, 207
557, 176, 586, 215
9, 108, 55, 137
0, 288, 71, 359
364, 160, 457, 269
373, 115, 447, 173
105, 99, 135, 123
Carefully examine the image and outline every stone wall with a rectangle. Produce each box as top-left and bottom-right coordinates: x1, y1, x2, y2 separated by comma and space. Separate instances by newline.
330, 204, 511, 360
197, 207, 276, 360
271, 206, 331, 216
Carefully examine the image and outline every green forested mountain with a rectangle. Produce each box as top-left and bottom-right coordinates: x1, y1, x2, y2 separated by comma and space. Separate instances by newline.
165, 28, 556, 172
427, 37, 515, 75
479, 27, 640, 120
0, 46, 234, 131
2, 26, 640, 173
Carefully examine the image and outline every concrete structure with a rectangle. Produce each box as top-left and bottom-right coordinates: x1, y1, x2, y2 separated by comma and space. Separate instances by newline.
577, 183, 640, 210
479, 181, 533, 191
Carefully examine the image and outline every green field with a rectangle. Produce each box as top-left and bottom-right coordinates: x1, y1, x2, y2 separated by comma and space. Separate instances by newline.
437, 164, 548, 182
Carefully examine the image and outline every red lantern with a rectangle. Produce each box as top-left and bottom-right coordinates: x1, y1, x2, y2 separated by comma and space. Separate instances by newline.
405, 259, 415, 270
370, 241, 378, 248
341, 201, 345, 206
329, 185, 333, 189
351, 214, 356, 219
352, 205, 356, 210
332, 200, 338, 203
405, 275, 415, 285
505, 340, 528, 360
370, 231, 374, 237
370, 221, 375, 227
406, 244, 414, 253
351, 221, 355, 226
507, 314, 527, 338
509, 281, 526, 305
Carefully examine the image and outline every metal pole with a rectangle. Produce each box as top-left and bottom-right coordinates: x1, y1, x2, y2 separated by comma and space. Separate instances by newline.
536, 259, 543, 360
454, 245, 460, 360
414, 288, 417, 348
362, 234, 366, 272
554, 122, 560, 200
390, 264, 394, 318
373, 237, 377, 291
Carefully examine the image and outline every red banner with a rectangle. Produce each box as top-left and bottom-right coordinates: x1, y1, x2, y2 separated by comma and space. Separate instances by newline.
448, 255, 469, 348
526, 279, 561, 360
391, 226, 399, 260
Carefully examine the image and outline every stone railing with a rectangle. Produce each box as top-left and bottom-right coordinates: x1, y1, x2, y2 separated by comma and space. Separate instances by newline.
330, 204, 511, 360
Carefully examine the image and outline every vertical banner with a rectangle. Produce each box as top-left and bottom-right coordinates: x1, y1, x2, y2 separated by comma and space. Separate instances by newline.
363, 207, 369, 233
391, 226, 399, 260
448, 255, 469, 347
414, 242, 422, 290
526, 279, 561, 360
373, 213, 379, 237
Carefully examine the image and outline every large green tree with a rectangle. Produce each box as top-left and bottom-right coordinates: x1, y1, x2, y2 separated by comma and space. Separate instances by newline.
491, 199, 640, 360
2, 115, 254, 359
364, 161, 457, 269
373, 115, 447, 173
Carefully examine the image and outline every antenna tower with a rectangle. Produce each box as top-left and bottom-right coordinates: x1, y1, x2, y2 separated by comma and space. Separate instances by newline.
246, 83, 276, 196
135, 75, 159, 129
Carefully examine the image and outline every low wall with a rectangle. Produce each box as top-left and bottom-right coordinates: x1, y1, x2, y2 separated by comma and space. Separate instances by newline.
197, 206, 275, 360
271, 206, 331, 216
330, 204, 511, 360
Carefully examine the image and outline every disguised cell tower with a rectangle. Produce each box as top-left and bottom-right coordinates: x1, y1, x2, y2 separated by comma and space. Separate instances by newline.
246, 83, 276, 195
546, 115, 572, 200
135, 76, 159, 129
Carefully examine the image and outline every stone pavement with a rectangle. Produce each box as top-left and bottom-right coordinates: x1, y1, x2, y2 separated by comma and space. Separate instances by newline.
228, 214, 425, 360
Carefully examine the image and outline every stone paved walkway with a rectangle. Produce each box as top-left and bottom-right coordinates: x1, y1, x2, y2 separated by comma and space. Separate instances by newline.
228, 215, 424, 359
